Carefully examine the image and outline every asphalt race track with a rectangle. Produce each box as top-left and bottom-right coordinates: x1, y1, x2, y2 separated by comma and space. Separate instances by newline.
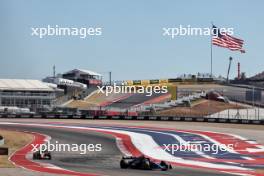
109, 92, 164, 108
1, 120, 264, 176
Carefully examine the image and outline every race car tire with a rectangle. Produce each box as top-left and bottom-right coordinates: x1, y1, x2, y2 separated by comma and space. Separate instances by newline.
142, 160, 151, 170
160, 161, 169, 171
33, 153, 40, 160
120, 159, 129, 169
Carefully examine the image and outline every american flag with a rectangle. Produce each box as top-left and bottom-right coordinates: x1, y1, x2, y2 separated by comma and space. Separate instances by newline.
212, 25, 245, 53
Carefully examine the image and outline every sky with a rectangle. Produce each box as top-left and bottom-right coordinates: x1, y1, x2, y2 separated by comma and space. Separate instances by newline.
0, 0, 263, 81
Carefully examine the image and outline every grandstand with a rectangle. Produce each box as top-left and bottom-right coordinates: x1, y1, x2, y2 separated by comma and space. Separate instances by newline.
67, 75, 222, 112
250, 71, 264, 81
43, 68, 102, 105
0, 79, 55, 112
62, 69, 102, 87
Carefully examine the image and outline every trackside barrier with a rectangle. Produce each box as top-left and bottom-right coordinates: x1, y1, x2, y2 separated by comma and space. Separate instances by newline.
0, 135, 8, 155
0, 147, 8, 155
0, 113, 263, 125
0, 135, 4, 146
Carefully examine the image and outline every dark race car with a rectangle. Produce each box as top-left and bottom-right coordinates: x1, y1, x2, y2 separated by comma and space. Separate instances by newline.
33, 150, 52, 160
120, 155, 172, 171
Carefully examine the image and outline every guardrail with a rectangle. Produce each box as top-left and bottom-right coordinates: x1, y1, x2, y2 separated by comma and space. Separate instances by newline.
0, 113, 263, 125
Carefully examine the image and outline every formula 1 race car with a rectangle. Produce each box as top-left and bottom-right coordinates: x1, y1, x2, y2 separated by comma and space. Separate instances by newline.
33, 150, 52, 160
120, 155, 172, 171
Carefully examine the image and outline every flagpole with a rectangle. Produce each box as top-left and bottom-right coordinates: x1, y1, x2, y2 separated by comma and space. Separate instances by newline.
210, 33, 213, 77
210, 22, 213, 78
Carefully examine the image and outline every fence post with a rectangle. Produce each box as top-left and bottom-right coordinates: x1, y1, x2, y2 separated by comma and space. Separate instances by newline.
258, 106, 260, 120
247, 108, 248, 120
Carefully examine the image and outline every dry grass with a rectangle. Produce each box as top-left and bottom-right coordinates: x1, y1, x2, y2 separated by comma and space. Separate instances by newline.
0, 129, 33, 168
156, 99, 245, 116
68, 92, 131, 109
256, 170, 264, 175
67, 100, 97, 109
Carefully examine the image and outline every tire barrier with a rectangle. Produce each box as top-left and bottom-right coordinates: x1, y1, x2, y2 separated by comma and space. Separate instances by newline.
0, 147, 8, 155
0, 135, 4, 146
0, 113, 263, 125
0, 135, 8, 155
